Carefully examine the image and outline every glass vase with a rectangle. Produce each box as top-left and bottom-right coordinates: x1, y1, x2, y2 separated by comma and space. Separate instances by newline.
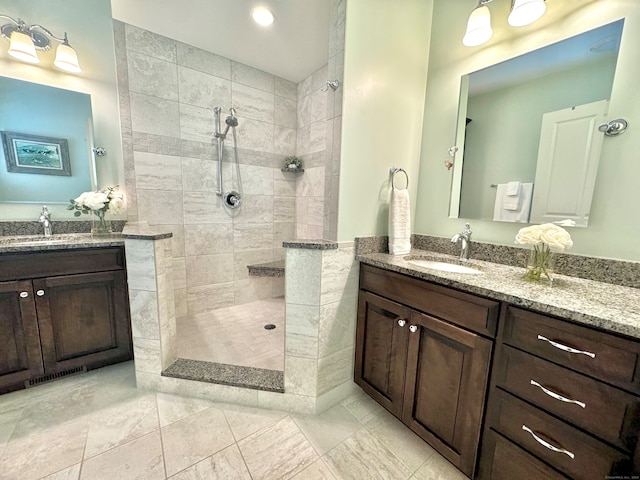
91, 212, 112, 237
525, 243, 555, 286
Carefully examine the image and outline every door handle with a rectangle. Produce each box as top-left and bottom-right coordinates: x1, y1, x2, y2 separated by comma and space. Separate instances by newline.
36, 290, 45, 297
19, 291, 29, 298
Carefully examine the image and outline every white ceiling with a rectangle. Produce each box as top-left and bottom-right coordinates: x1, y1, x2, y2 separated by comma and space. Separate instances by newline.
110, 0, 331, 83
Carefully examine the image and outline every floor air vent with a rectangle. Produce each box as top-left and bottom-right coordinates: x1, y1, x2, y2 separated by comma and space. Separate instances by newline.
25, 366, 87, 388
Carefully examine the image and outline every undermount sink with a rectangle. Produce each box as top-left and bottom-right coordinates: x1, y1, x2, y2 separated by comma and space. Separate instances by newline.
407, 259, 483, 275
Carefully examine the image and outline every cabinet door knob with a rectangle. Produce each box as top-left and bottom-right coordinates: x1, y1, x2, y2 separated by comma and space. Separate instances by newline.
19, 291, 29, 298
36, 290, 45, 297
397, 319, 406, 327
409, 325, 418, 333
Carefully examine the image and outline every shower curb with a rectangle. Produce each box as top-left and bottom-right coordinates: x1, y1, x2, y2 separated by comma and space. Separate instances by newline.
162, 358, 284, 393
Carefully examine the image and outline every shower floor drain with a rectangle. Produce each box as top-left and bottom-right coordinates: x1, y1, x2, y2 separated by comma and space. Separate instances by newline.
264, 324, 276, 330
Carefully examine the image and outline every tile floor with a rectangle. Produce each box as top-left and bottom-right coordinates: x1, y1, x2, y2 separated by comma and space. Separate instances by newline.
0, 362, 468, 480
177, 298, 285, 371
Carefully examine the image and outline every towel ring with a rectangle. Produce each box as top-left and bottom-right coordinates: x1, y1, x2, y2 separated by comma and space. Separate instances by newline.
390, 167, 409, 189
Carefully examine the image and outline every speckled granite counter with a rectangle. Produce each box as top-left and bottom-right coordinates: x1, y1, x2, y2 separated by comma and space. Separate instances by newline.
162, 358, 284, 393
0, 233, 124, 254
247, 260, 285, 277
283, 239, 338, 250
357, 249, 640, 340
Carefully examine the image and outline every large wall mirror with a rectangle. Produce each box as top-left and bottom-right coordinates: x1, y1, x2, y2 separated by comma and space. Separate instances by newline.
0, 77, 96, 204
0, 0, 123, 222
449, 19, 624, 227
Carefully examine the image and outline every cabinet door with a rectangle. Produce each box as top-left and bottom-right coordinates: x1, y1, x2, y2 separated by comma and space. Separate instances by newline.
355, 291, 410, 417
0, 281, 44, 391
34, 271, 132, 373
403, 311, 492, 478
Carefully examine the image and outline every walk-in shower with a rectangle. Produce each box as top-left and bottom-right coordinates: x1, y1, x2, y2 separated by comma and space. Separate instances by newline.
214, 106, 242, 209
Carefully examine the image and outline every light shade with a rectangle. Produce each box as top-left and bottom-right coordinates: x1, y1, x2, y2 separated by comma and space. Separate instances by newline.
8, 30, 39, 64
463, 5, 493, 47
251, 7, 274, 26
54, 43, 81, 73
508, 0, 547, 27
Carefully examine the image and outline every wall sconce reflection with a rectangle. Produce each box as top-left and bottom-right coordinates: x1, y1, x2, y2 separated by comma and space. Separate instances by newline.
0, 14, 81, 73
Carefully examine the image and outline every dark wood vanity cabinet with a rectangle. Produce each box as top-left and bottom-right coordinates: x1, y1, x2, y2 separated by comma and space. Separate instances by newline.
355, 265, 499, 477
478, 306, 640, 479
0, 247, 132, 393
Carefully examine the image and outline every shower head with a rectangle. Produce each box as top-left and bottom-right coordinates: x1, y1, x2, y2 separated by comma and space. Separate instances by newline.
225, 112, 238, 127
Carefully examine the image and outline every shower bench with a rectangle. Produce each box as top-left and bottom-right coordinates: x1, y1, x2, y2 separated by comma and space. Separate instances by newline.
247, 260, 285, 277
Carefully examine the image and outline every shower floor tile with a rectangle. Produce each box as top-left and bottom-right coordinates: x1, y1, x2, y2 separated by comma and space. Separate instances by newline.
177, 297, 285, 371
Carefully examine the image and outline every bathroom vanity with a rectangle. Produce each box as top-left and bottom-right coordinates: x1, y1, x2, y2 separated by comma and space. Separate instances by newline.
355, 250, 640, 479
0, 237, 132, 394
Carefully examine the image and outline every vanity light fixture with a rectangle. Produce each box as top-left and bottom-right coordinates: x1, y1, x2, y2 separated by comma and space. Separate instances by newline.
0, 14, 81, 73
463, 0, 495, 47
508, 0, 547, 27
251, 7, 274, 26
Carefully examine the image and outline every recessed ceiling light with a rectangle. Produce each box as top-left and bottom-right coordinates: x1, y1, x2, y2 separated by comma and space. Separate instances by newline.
251, 7, 274, 26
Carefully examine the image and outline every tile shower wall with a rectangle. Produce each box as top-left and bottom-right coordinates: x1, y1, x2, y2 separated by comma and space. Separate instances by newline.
296, 0, 345, 242
114, 21, 298, 317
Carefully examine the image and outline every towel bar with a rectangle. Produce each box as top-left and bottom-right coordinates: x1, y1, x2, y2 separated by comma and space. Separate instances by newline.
390, 167, 409, 189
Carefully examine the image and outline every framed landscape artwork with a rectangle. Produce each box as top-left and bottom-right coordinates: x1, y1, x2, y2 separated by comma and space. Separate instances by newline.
1, 131, 71, 176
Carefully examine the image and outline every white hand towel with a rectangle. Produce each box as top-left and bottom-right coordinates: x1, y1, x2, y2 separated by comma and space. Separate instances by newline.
493, 183, 534, 223
506, 181, 521, 196
389, 187, 411, 255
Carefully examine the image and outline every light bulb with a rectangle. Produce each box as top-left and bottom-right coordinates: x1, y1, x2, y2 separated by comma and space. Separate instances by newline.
251, 7, 274, 26
8, 30, 39, 64
463, 5, 493, 47
54, 43, 81, 73
508, 0, 547, 27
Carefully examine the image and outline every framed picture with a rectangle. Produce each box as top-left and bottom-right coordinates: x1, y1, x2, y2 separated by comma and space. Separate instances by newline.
1, 131, 71, 176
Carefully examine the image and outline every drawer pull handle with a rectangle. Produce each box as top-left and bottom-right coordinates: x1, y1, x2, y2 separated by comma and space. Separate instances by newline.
409, 325, 418, 333
530, 380, 586, 408
537, 335, 596, 359
397, 319, 406, 327
522, 425, 575, 459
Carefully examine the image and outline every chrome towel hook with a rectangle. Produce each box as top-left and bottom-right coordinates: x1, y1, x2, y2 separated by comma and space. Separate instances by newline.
390, 167, 409, 189
598, 118, 628, 136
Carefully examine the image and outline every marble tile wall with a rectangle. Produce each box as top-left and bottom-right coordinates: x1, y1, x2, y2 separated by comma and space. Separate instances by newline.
295, 0, 346, 241
114, 21, 296, 315
125, 237, 177, 387
284, 243, 360, 413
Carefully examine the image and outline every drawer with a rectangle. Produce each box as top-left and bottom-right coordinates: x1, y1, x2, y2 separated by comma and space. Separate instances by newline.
360, 264, 500, 337
0, 247, 125, 281
496, 345, 640, 452
502, 306, 640, 394
489, 389, 632, 479
479, 430, 568, 480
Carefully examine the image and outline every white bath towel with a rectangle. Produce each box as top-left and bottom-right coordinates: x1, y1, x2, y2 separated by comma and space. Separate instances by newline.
389, 187, 411, 255
493, 183, 534, 223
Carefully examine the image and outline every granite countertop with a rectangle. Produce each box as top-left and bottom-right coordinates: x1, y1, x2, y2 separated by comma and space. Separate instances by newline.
0, 233, 124, 254
357, 249, 640, 340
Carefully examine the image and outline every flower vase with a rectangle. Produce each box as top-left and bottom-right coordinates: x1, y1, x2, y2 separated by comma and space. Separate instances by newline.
525, 243, 555, 285
92, 212, 112, 237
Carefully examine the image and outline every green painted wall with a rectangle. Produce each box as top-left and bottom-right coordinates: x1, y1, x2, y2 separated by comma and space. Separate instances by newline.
337, 0, 433, 242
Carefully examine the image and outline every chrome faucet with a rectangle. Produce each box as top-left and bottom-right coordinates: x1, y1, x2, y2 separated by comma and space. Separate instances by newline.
39, 206, 52, 237
451, 223, 472, 260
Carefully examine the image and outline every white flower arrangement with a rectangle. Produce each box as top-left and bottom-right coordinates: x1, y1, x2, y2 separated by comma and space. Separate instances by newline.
68, 186, 125, 221
516, 223, 573, 283
515, 223, 573, 252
